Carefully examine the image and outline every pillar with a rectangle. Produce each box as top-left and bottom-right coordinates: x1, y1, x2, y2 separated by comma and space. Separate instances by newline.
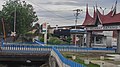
71, 34, 76, 45
104, 31, 113, 48
77, 35, 81, 47
86, 31, 92, 47
94, 36, 96, 46
103, 37, 106, 46
52, 60, 56, 67
116, 30, 120, 53
82, 35, 85, 46
49, 56, 57, 67
106, 36, 112, 48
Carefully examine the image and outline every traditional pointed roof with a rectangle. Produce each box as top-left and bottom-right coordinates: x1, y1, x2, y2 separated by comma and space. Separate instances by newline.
93, 6, 96, 19
97, 9, 113, 23
97, 9, 120, 24
93, 6, 97, 23
82, 4, 94, 26
82, 2, 120, 26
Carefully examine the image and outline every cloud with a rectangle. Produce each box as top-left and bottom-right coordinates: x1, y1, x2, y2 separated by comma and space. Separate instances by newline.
0, 0, 5, 10
0, 0, 120, 27
25, 0, 120, 27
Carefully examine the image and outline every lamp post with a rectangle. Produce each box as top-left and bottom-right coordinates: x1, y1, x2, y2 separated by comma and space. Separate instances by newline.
100, 7, 106, 15
73, 9, 82, 46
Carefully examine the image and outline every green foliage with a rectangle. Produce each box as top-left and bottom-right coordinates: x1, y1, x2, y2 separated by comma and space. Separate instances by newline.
48, 37, 68, 45
1, 0, 38, 34
39, 36, 44, 42
25, 32, 34, 36
66, 36, 72, 44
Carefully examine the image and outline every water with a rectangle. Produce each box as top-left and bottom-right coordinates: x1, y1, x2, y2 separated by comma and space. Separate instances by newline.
0, 61, 49, 67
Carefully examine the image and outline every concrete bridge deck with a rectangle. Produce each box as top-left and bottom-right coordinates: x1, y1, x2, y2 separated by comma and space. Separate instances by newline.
0, 40, 116, 67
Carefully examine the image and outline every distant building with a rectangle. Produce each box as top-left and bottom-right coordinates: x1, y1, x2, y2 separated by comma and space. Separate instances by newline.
52, 25, 86, 46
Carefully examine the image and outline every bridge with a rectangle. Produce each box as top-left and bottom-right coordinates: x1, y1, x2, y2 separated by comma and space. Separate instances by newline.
0, 40, 116, 67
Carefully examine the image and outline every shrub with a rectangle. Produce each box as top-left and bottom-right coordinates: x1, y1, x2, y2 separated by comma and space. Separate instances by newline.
48, 37, 67, 45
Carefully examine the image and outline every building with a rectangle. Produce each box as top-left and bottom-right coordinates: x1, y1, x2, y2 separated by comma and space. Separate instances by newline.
82, 3, 119, 48
52, 25, 86, 45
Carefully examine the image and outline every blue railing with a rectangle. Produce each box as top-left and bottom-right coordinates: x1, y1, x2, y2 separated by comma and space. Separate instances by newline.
1, 39, 116, 52
1, 44, 116, 52
34, 39, 45, 46
52, 47, 85, 67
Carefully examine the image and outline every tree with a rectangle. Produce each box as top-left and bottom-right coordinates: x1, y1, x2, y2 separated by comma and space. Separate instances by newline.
1, 0, 38, 35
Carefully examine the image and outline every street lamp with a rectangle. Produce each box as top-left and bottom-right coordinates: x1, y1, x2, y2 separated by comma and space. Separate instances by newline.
100, 7, 106, 15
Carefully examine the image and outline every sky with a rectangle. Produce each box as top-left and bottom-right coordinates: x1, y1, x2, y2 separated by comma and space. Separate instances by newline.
0, 0, 120, 27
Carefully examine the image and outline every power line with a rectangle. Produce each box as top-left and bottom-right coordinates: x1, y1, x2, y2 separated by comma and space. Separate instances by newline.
38, 10, 73, 12
26, 0, 74, 21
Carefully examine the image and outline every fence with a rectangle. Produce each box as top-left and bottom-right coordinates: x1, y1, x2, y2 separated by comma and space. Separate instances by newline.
1, 45, 115, 52
1, 42, 116, 53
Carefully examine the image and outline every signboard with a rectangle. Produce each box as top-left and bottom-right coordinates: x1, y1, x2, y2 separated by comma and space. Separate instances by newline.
103, 31, 113, 36
70, 29, 86, 34
42, 23, 47, 33
11, 32, 16, 36
86, 25, 120, 31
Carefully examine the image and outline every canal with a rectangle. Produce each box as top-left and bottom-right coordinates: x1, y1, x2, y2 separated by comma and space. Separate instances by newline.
0, 52, 50, 67
0, 61, 49, 67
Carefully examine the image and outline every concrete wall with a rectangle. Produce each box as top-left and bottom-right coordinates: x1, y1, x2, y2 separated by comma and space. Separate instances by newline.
49, 56, 58, 67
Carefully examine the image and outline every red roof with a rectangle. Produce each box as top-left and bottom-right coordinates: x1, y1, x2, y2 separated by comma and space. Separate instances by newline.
82, 4, 120, 26
82, 4, 94, 26
98, 10, 120, 24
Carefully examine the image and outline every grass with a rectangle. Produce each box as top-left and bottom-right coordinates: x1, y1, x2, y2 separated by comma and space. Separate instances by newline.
62, 52, 100, 67
74, 59, 100, 67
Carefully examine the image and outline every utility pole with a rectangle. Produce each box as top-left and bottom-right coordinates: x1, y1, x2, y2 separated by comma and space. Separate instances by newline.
14, 7, 16, 34
11, 7, 16, 37
73, 9, 82, 29
11, 7, 16, 41
73, 9, 82, 46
